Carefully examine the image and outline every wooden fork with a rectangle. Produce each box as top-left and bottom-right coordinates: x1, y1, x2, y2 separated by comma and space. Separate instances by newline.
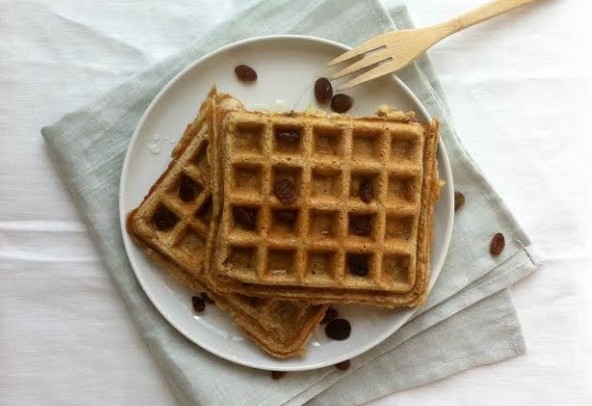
329, 0, 542, 90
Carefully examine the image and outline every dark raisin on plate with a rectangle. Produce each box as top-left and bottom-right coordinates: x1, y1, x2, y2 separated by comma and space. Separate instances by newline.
234, 64, 257, 82
233, 206, 258, 230
335, 360, 351, 371
359, 178, 374, 203
314, 77, 333, 104
490, 232, 505, 256
152, 205, 178, 231
331, 94, 353, 113
320, 307, 339, 324
325, 318, 352, 341
192, 296, 205, 313
271, 371, 287, 380
348, 254, 369, 277
454, 191, 465, 211
274, 178, 298, 205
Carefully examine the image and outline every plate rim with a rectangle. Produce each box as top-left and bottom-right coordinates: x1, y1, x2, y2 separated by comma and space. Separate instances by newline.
119, 34, 454, 371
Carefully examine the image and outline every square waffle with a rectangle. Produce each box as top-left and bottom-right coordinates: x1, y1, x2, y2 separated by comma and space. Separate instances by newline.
126, 88, 327, 358
208, 105, 440, 308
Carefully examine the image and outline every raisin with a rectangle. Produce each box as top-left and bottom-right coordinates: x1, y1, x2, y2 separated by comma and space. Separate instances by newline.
348, 254, 369, 277
320, 307, 339, 324
350, 215, 372, 236
179, 174, 199, 202
192, 296, 205, 313
275, 209, 297, 227
331, 94, 353, 113
325, 318, 351, 340
454, 191, 465, 211
271, 371, 287, 380
490, 232, 505, 256
200, 292, 215, 305
233, 207, 257, 230
314, 77, 333, 104
275, 128, 301, 145
152, 205, 178, 231
359, 178, 374, 203
274, 179, 298, 205
335, 360, 351, 371
234, 64, 257, 82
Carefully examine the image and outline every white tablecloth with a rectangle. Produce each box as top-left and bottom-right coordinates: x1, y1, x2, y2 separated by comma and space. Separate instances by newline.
2, 0, 591, 404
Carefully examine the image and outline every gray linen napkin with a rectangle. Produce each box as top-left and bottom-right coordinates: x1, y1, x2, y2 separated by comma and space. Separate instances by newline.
41, 0, 538, 405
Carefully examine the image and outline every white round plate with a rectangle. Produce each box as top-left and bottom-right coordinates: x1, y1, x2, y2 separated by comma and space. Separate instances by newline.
119, 35, 454, 371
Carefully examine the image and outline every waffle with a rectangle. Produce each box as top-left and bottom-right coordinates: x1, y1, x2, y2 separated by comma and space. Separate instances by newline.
126, 88, 327, 358
208, 106, 440, 308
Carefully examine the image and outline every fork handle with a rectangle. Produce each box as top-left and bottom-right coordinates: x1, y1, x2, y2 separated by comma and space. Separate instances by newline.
434, 0, 542, 38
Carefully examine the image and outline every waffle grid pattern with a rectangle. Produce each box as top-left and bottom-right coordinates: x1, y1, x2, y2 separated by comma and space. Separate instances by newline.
134, 120, 306, 318
134, 135, 214, 273
218, 111, 427, 292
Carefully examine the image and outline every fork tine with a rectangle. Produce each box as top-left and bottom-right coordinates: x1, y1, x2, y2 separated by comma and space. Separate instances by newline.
338, 60, 397, 90
332, 52, 391, 80
328, 35, 388, 66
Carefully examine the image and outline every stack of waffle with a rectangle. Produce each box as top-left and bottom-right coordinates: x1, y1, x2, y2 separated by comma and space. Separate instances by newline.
127, 87, 441, 358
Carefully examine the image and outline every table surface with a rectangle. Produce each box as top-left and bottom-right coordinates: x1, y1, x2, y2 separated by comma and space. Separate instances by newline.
2, 0, 591, 405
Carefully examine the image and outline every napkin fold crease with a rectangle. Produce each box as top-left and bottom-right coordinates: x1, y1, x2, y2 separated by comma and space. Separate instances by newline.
41, 0, 538, 405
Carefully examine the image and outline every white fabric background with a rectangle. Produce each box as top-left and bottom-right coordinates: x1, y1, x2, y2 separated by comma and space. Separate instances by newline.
1, 0, 591, 405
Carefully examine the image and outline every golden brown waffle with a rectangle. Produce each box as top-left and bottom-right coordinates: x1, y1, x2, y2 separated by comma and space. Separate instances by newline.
208, 106, 440, 308
126, 88, 326, 358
